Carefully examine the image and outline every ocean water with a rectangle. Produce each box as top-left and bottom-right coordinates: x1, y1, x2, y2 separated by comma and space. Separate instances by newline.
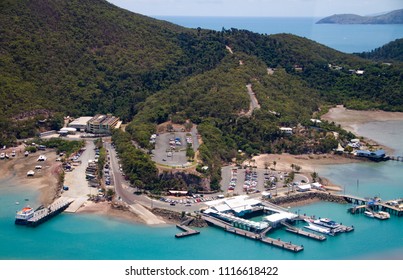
156, 16, 403, 53
0, 121, 402, 260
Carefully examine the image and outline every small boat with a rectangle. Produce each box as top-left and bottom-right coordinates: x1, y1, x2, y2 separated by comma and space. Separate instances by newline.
364, 210, 374, 218
37, 155, 47, 161
374, 211, 390, 220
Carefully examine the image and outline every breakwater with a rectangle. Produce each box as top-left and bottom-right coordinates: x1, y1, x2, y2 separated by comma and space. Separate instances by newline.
268, 192, 348, 206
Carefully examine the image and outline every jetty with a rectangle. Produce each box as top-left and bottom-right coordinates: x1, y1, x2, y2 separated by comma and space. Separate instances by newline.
175, 218, 200, 238
202, 214, 304, 253
16, 197, 73, 227
281, 221, 326, 241
346, 196, 403, 217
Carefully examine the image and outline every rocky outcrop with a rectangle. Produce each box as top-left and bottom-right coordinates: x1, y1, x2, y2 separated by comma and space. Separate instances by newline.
151, 208, 208, 227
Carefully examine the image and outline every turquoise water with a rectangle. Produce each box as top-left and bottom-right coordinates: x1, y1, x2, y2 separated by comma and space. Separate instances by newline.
156, 16, 403, 53
0, 120, 402, 260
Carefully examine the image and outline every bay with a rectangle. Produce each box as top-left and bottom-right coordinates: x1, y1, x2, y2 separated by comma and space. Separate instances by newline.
156, 16, 403, 53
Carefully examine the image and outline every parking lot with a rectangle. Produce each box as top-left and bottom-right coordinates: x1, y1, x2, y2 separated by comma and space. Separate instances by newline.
221, 166, 310, 195
151, 132, 193, 167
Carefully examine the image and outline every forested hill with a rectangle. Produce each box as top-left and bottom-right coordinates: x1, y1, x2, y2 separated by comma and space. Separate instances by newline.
0, 0, 225, 120
357, 39, 403, 62
0, 0, 402, 146
317, 9, 403, 24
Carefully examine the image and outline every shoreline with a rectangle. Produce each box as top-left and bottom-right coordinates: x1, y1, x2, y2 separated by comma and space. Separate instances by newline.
2, 106, 403, 225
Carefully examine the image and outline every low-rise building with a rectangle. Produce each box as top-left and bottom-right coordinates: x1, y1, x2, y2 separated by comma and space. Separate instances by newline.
87, 114, 120, 135
68, 116, 93, 131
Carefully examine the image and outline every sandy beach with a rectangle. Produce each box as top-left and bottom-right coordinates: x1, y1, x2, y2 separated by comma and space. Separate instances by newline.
322, 105, 403, 134
0, 146, 61, 206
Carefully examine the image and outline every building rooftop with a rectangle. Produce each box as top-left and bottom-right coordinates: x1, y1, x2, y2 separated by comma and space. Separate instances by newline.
69, 117, 93, 127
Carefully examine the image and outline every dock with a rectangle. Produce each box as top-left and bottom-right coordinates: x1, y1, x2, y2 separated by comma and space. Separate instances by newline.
175, 217, 200, 238
25, 198, 73, 227
202, 215, 304, 253
281, 221, 326, 241
347, 197, 403, 217
175, 224, 200, 238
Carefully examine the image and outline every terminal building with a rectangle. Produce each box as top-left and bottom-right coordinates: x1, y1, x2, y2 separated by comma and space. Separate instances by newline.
86, 114, 121, 134
68, 117, 93, 131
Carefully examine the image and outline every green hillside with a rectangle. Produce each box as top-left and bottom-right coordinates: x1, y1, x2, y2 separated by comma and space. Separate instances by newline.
357, 39, 403, 62
1, 0, 402, 192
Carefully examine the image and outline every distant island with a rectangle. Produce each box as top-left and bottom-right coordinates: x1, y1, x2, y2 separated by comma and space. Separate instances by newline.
317, 9, 403, 24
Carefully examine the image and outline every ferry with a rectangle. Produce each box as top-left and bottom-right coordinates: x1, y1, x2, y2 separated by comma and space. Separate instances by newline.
15, 207, 35, 225
304, 217, 346, 233
15, 198, 73, 227
311, 218, 340, 229
304, 220, 335, 236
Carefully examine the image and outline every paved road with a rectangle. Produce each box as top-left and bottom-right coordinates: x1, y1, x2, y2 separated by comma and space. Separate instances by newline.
245, 84, 261, 117
63, 140, 96, 212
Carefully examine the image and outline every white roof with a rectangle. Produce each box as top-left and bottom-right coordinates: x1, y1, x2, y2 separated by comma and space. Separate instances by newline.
213, 204, 231, 212
264, 212, 297, 223
69, 117, 92, 127
60, 127, 77, 132
297, 184, 311, 190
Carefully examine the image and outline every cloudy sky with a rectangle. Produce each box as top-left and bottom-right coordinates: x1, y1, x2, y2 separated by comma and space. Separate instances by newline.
107, 0, 402, 17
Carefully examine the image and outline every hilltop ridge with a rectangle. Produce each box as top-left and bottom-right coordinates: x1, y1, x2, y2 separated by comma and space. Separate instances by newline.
317, 9, 403, 24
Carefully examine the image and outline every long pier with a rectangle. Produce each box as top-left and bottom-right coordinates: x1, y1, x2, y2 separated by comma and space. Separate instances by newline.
24, 198, 73, 227
202, 215, 304, 253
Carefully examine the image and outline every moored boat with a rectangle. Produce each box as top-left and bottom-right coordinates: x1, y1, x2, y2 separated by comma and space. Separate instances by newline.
304, 219, 335, 236
364, 210, 374, 218
374, 211, 390, 220
15, 207, 35, 225
312, 217, 341, 229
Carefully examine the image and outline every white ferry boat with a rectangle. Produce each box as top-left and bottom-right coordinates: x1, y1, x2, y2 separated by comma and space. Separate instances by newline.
304, 219, 335, 236
304, 222, 335, 236
311, 218, 341, 229
15, 207, 35, 225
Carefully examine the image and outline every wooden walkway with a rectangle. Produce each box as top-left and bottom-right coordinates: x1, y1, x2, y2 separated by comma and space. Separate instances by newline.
202, 215, 304, 253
